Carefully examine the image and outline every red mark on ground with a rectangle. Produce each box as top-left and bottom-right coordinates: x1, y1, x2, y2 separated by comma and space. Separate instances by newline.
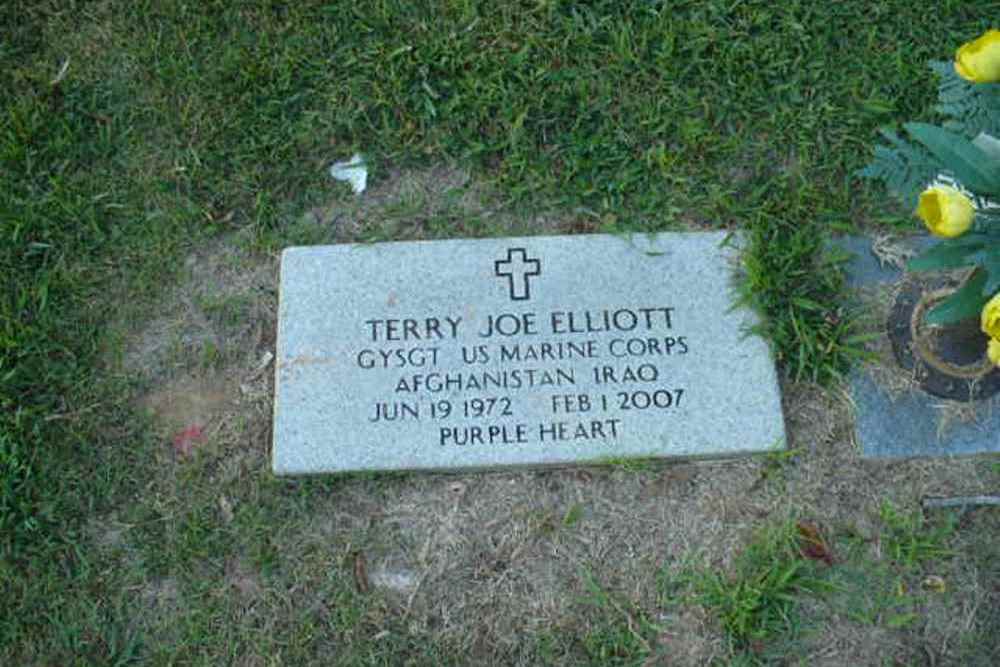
172, 424, 205, 458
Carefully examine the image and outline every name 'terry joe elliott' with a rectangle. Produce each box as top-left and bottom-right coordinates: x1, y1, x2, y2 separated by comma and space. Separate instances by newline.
354, 306, 689, 446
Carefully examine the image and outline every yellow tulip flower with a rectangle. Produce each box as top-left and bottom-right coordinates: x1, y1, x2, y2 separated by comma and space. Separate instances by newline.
982, 293, 1000, 340
955, 30, 1000, 83
917, 185, 975, 238
988, 338, 1000, 367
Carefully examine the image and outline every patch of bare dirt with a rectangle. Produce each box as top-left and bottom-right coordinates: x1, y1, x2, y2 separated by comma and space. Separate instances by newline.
140, 375, 231, 435
226, 556, 264, 600
116, 228, 276, 469
139, 576, 181, 627
651, 607, 727, 666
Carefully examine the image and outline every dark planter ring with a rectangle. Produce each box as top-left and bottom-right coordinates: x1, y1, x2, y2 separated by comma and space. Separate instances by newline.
888, 276, 1000, 402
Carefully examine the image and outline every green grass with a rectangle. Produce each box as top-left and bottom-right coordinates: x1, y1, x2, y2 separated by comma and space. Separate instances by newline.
579, 571, 658, 666
830, 508, 960, 652
879, 500, 955, 568
736, 184, 868, 384
685, 520, 832, 655
2, 0, 997, 662
669, 509, 963, 664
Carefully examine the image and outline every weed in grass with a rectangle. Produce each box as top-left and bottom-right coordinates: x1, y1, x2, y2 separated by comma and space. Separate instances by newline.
199, 340, 222, 370
948, 507, 1000, 666
580, 571, 657, 666
581, 622, 649, 667
879, 500, 955, 568
819, 501, 962, 644
562, 503, 584, 528
751, 446, 802, 492
588, 455, 660, 473
829, 557, 919, 628
688, 520, 832, 652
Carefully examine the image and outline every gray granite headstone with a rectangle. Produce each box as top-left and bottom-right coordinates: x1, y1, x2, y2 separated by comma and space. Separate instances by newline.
272, 233, 785, 474
836, 235, 1000, 458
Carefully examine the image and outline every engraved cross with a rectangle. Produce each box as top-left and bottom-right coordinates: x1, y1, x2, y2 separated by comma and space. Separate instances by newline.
495, 248, 541, 301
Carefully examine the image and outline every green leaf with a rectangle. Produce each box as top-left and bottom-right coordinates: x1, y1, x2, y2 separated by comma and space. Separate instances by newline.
792, 297, 824, 312
982, 254, 1000, 297
562, 503, 583, 527
908, 237, 987, 272
905, 122, 1000, 195
943, 231, 1000, 246
925, 269, 989, 325
930, 60, 1000, 139
886, 612, 918, 629
858, 130, 943, 208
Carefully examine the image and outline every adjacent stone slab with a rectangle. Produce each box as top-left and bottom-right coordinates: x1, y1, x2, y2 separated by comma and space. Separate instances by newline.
272, 233, 785, 474
837, 235, 1000, 458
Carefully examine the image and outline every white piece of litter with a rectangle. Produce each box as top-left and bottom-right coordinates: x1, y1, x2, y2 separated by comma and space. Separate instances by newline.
249, 350, 273, 380
329, 153, 367, 194
51, 58, 70, 86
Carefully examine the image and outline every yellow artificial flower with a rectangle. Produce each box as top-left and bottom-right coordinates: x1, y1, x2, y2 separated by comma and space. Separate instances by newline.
988, 338, 1000, 367
955, 30, 1000, 83
982, 293, 1000, 339
917, 185, 975, 238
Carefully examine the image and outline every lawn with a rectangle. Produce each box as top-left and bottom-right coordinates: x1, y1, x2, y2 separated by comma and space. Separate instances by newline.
3, 1, 999, 664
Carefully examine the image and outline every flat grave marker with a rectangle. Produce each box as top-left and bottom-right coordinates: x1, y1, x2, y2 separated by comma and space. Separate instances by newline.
272, 233, 785, 474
